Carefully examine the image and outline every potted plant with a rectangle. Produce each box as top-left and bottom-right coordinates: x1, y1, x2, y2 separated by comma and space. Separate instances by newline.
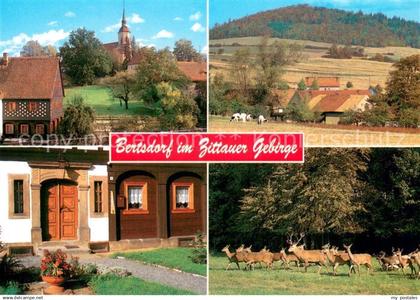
40, 249, 73, 294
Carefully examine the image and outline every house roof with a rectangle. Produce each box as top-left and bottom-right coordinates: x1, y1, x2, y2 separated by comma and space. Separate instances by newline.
0, 56, 63, 99
127, 51, 143, 66
271, 89, 296, 107
305, 77, 340, 88
103, 42, 119, 52
177, 61, 207, 82
297, 90, 370, 113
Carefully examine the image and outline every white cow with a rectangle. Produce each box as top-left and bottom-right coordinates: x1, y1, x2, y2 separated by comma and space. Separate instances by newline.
230, 113, 241, 122
246, 114, 253, 121
239, 113, 247, 122
257, 115, 267, 125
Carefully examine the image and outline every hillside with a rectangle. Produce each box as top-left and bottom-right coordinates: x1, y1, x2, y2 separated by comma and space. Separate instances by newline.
210, 5, 420, 48
209, 37, 420, 89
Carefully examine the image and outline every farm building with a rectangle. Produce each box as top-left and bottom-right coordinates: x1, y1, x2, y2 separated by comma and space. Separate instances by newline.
0, 53, 64, 138
0, 147, 207, 254
305, 77, 340, 91
270, 89, 296, 120
291, 90, 371, 124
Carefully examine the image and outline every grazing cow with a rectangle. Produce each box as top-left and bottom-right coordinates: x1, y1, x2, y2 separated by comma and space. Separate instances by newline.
257, 115, 267, 125
230, 113, 240, 122
246, 114, 253, 121
239, 113, 247, 122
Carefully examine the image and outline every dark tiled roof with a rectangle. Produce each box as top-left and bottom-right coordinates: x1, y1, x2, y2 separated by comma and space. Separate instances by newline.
0, 57, 62, 99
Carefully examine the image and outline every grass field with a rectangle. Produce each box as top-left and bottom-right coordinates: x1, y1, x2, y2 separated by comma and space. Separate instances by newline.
209, 255, 420, 295
209, 116, 420, 146
89, 274, 195, 295
111, 248, 207, 276
210, 37, 420, 89
64, 85, 156, 116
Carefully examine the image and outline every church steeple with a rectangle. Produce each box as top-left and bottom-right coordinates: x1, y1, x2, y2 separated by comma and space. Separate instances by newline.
122, 0, 127, 26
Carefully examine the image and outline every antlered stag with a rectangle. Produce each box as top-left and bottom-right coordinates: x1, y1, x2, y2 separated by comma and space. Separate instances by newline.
287, 234, 327, 274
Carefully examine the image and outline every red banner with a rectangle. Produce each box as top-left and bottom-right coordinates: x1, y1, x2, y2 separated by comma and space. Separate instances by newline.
109, 132, 304, 163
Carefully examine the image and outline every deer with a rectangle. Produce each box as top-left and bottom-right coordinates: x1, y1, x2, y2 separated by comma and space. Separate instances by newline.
221, 245, 240, 270
321, 244, 352, 276
393, 248, 416, 276
279, 248, 300, 269
243, 247, 274, 271
287, 233, 328, 275
375, 251, 399, 271
408, 250, 420, 279
343, 244, 373, 276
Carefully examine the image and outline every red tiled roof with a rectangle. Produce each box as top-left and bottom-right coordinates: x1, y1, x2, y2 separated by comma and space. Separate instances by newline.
0, 57, 62, 99
298, 90, 370, 112
271, 89, 296, 107
127, 51, 143, 66
177, 61, 207, 82
103, 42, 119, 52
305, 77, 340, 87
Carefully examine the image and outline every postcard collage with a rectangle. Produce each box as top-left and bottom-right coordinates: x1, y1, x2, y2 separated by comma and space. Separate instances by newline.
0, 0, 419, 298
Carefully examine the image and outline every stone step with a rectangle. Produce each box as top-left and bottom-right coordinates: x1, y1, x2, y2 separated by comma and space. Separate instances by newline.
36, 243, 92, 256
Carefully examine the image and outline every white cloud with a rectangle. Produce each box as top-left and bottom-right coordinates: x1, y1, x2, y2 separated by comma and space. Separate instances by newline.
152, 29, 174, 39
201, 45, 208, 54
173, 16, 183, 21
102, 23, 120, 33
189, 11, 201, 21
191, 22, 205, 32
102, 13, 145, 33
0, 29, 69, 56
64, 11, 76, 17
47, 21, 58, 26
128, 13, 144, 24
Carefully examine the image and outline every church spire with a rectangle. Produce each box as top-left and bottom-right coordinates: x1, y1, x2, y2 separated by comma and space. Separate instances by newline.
122, 0, 126, 26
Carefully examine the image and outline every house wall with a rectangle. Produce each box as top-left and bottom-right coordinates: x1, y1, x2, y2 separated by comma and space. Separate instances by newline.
0, 161, 32, 243
88, 165, 109, 242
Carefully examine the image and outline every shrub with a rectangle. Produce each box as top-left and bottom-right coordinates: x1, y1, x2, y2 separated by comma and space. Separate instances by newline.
297, 79, 306, 90
398, 108, 419, 128
346, 81, 354, 88
0, 282, 21, 295
59, 95, 95, 138
189, 231, 207, 264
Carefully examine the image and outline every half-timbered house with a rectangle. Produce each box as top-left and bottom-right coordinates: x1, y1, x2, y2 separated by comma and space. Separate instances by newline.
0, 53, 64, 138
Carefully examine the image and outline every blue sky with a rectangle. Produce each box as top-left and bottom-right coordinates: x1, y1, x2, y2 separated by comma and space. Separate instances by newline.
0, 0, 207, 56
211, 0, 420, 27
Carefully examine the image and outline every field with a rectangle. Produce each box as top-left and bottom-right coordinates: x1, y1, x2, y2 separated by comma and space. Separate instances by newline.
210, 37, 420, 89
209, 255, 420, 295
64, 85, 156, 116
111, 248, 207, 276
209, 116, 420, 146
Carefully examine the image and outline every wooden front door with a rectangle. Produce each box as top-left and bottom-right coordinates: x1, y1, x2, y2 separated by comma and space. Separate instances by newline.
44, 182, 78, 241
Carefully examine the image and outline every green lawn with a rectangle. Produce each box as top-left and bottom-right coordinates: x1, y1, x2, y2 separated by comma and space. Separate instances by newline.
89, 274, 195, 295
64, 85, 157, 116
209, 254, 420, 295
111, 248, 207, 276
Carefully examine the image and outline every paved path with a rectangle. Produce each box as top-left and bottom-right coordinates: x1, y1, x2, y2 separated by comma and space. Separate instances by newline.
19, 255, 207, 295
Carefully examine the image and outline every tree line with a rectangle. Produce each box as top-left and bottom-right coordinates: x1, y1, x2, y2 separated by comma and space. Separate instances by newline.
210, 4, 420, 48
209, 148, 420, 253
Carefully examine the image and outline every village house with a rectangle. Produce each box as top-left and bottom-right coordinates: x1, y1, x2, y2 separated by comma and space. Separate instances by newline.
292, 89, 371, 124
305, 77, 340, 91
0, 147, 206, 254
0, 53, 64, 138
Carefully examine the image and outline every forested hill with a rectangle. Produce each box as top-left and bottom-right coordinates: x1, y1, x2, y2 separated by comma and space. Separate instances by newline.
210, 5, 420, 48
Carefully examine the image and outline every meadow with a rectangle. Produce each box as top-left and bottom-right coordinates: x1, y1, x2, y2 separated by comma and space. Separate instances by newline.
209, 37, 420, 89
64, 85, 156, 117
209, 255, 420, 295
111, 248, 207, 276
209, 116, 420, 147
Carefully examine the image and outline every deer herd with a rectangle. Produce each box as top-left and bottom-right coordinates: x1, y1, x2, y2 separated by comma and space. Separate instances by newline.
221, 234, 420, 279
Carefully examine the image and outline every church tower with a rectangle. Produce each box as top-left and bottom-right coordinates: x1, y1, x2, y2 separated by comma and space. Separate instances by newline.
117, 1, 132, 61
118, 4, 131, 47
